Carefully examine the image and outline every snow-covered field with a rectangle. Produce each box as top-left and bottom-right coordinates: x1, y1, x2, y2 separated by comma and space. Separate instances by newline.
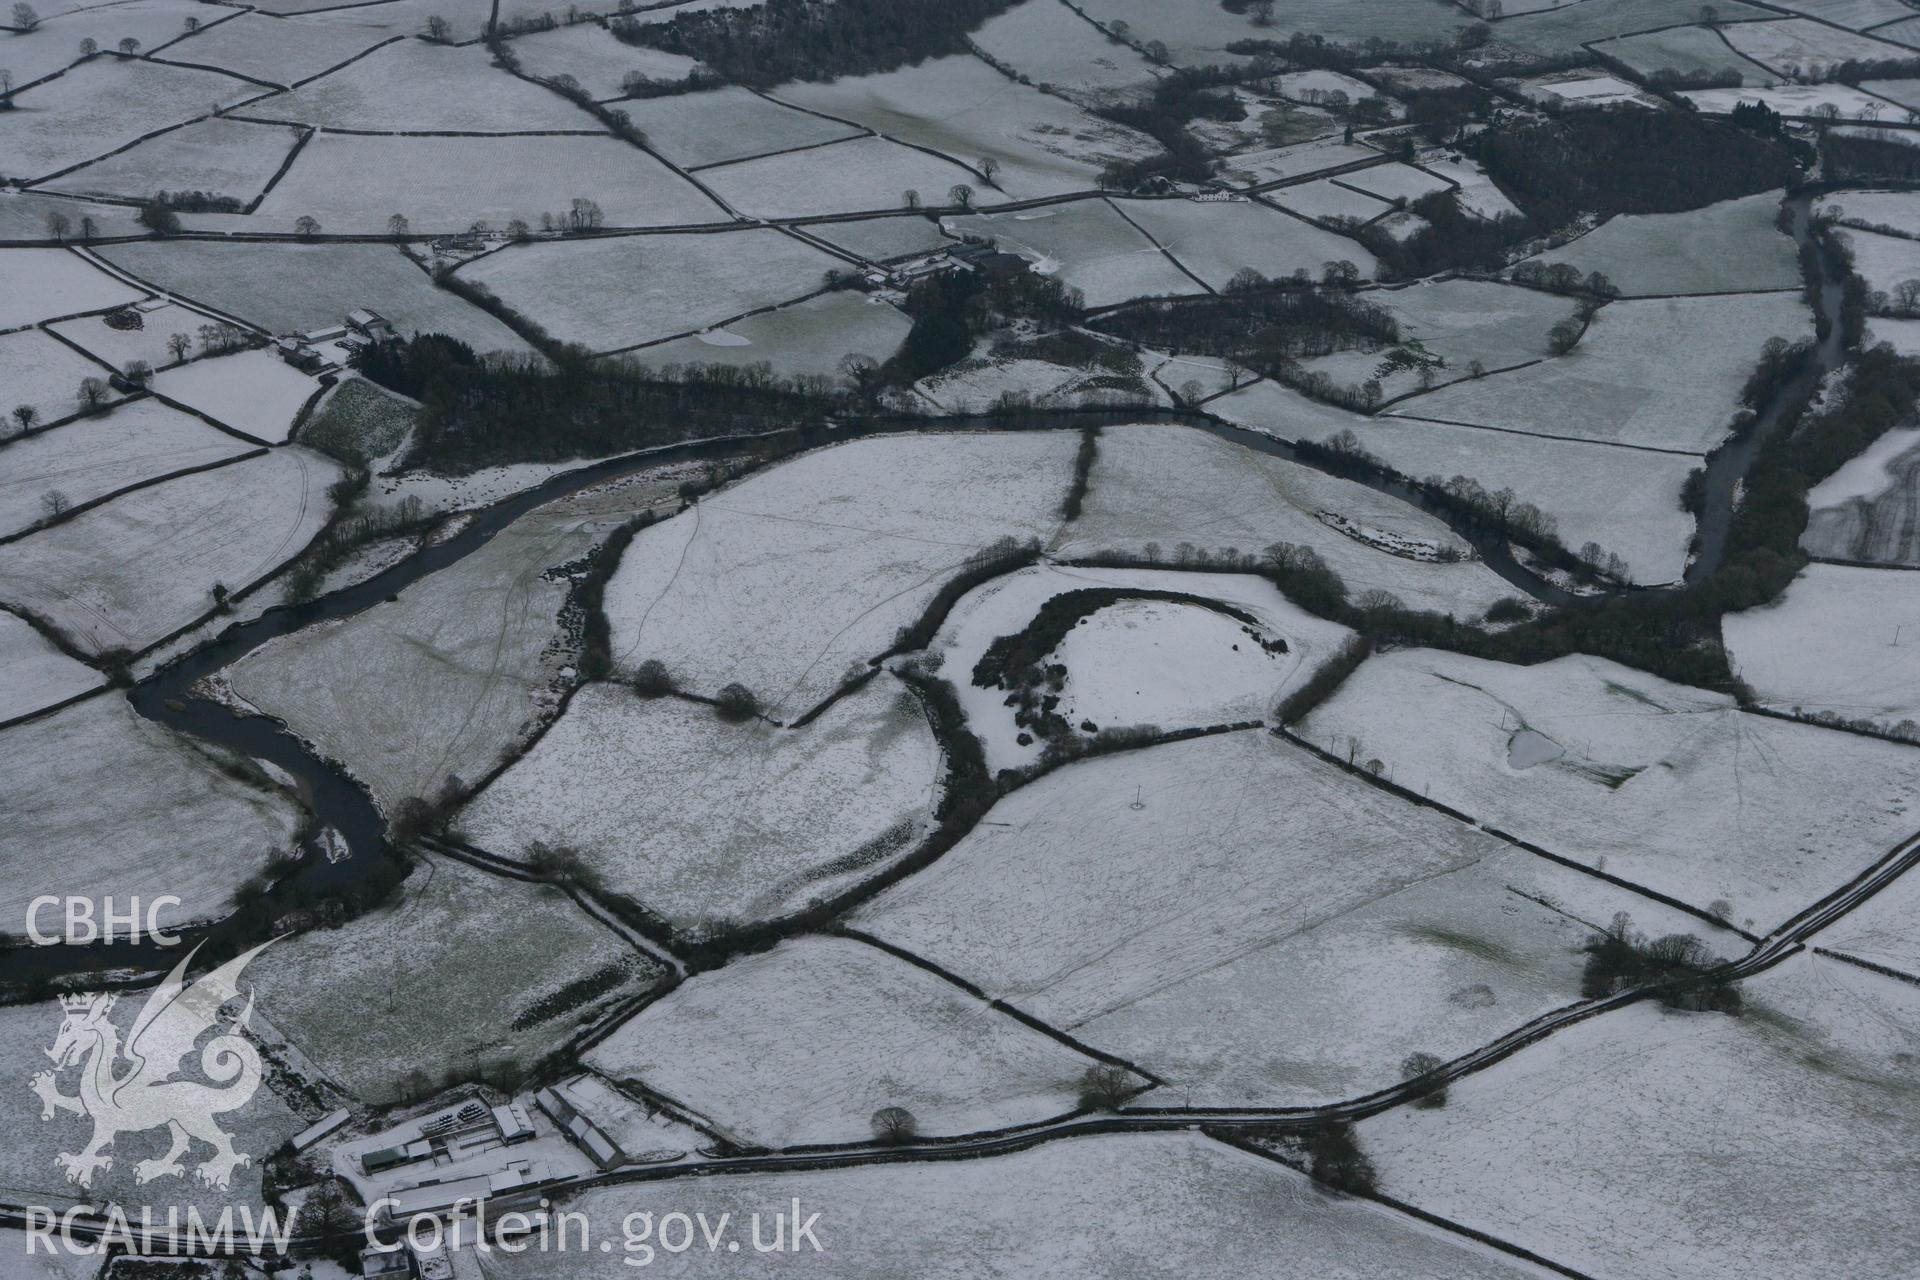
1684, 81, 1891, 117
0, 248, 144, 330
1082, 0, 1463, 62
699, 135, 980, 220
1116, 197, 1378, 289
1360, 953, 1920, 1280
0, 326, 124, 423
0, 693, 302, 934
150, 7, 407, 86
246, 37, 602, 132
929, 562, 1355, 771
853, 732, 1528, 1074
244, 132, 722, 233
1338, 412, 1700, 584
486, 1131, 1558, 1278
946, 200, 1199, 306
228, 471, 682, 810
585, 934, 1116, 1148
1217, 138, 1379, 187
152, 349, 319, 443
1774, 0, 1918, 27
1526, 192, 1800, 297
462, 230, 841, 353
1590, 23, 1783, 86
1801, 424, 1920, 561
1302, 649, 1920, 931
48, 300, 215, 372
250, 854, 668, 1103
459, 678, 940, 938
39, 116, 303, 206
1420, 154, 1521, 221
617, 86, 862, 168
971, 0, 1161, 106
0, 57, 259, 182
1322, 278, 1577, 400
639, 291, 910, 377
1722, 15, 1913, 77
916, 353, 1142, 413
602, 432, 1078, 716
0, 398, 253, 537
1818, 187, 1920, 237
0, 609, 98, 722
99, 240, 533, 355
1055, 422, 1516, 618
1336, 161, 1451, 206
775, 56, 1162, 201
505, 21, 704, 102
810, 213, 955, 263
1270, 177, 1391, 225
1835, 225, 1920, 304
1724, 562, 1920, 731
1386, 291, 1811, 454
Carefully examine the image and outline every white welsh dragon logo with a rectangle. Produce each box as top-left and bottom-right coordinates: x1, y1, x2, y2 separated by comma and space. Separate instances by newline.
31, 941, 271, 1191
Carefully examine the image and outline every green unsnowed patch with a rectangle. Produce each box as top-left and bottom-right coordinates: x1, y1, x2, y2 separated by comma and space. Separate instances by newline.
299, 377, 417, 466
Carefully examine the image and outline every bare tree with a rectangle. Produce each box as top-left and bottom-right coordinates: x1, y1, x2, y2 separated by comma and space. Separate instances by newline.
294, 214, 321, 238
11, 3, 39, 31
947, 182, 975, 209
41, 489, 70, 518
45, 210, 69, 241
123, 359, 152, 386
78, 37, 96, 57
386, 213, 410, 240
978, 156, 1000, 185
1077, 1063, 1134, 1110
838, 352, 881, 403
78, 214, 97, 240
424, 13, 451, 40
1401, 1052, 1448, 1108
506, 218, 531, 241
870, 1106, 917, 1146
902, 187, 921, 210
166, 332, 191, 362
714, 682, 760, 722
77, 377, 108, 410
11, 403, 38, 434
117, 36, 140, 55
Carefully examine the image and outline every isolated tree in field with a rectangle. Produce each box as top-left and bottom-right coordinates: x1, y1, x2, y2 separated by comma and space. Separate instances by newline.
44, 210, 69, 240
1145, 39, 1169, 62
1077, 1063, 1134, 1110
978, 156, 1000, 185
424, 13, 451, 40
630, 658, 675, 697
1302, 1120, 1376, 1194
117, 36, 140, 55
0, 68, 12, 101
1178, 377, 1204, 407
714, 682, 759, 723
166, 332, 191, 362
902, 187, 920, 210
77, 214, 97, 240
78, 377, 107, 409
294, 214, 320, 238
78, 37, 97, 57
386, 213, 409, 240
1250, 0, 1275, 24
11, 3, 38, 31
947, 182, 975, 209
210, 581, 230, 611
870, 1106, 917, 1145
41, 489, 69, 518
11, 404, 37, 433
506, 218, 530, 241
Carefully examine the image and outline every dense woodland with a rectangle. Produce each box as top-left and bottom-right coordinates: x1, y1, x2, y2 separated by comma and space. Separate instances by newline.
612, 0, 1019, 87
1091, 279, 1397, 366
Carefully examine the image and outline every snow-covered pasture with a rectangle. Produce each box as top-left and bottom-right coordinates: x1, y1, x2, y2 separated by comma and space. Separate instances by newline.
1499, 0, 1776, 55
1116, 196, 1378, 289
245, 37, 602, 132
970, 0, 1161, 106
1419, 154, 1521, 221
774, 56, 1163, 200
1361, 953, 1920, 1280
697, 135, 979, 220
38, 116, 303, 206
1337, 413, 1700, 584
249, 854, 668, 1103
505, 21, 704, 102
615, 85, 861, 168
1683, 81, 1891, 117
1589, 24, 1783, 87
1835, 225, 1920, 305
0, 445, 344, 654
0, 694, 303, 935
0, 608, 98, 722
98, 240, 533, 355
1772, 0, 1918, 27
243, 132, 722, 234
227, 471, 682, 811
1054, 422, 1517, 618
1217, 138, 1378, 187
0, 248, 144, 330
151, 9, 403, 86
459, 678, 940, 938
930, 563, 1355, 772
638, 290, 910, 378
1723, 563, 1920, 733
1722, 16, 1914, 78
1332, 278, 1577, 400
0, 326, 122, 423
1082, 0, 1464, 63
0, 57, 259, 183
47, 300, 205, 372
1335, 161, 1451, 205
810, 213, 954, 263
1525, 191, 1800, 297
602, 431, 1079, 716
585, 934, 1118, 1148
946, 200, 1199, 307
1269, 177, 1391, 225
152, 349, 318, 443
461, 230, 842, 353
1801, 424, 1920, 561
1818, 187, 1920, 238
500, 1131, 1559, 1278
1386, 291, 1812, 454
0, 398, 252, 537
1302, 649, 1920, 931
